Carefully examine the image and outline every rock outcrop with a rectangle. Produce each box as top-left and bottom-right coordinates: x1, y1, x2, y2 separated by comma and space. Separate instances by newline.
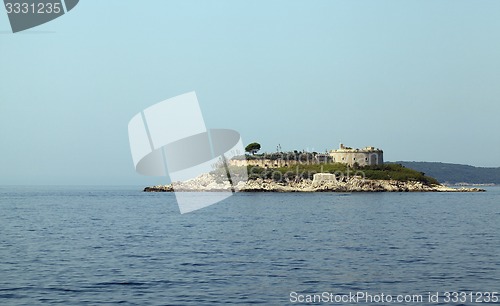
144, 173, 485, 193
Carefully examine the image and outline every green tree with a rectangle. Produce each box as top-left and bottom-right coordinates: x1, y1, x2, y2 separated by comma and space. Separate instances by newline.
245, 142, 261, 155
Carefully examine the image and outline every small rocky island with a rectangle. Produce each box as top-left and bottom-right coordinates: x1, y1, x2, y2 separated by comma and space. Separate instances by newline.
144, 144, 484, 193
144, 173, 484, 193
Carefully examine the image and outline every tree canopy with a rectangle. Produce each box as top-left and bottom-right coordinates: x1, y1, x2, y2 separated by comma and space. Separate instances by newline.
245, 142, 261, 154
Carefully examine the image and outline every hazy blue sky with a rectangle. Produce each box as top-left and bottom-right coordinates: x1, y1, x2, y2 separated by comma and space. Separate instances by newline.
1, 0, 499, 185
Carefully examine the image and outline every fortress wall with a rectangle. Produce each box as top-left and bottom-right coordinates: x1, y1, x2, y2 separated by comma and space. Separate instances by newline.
229, 152, 383, 168
229, 145, 384, 168
330, 151, 383, 166
370, 152, 384, 165
230, 159, 317, 168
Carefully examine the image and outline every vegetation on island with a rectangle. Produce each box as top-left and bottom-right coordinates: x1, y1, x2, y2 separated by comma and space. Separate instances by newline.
244, 163, 440, 186
220, 144, 442, 186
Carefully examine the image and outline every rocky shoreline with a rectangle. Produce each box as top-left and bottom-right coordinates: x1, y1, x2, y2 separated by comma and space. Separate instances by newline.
144, 173, 485, 193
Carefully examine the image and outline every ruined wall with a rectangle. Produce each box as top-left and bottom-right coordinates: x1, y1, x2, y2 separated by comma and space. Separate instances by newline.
229, 149, 383, 168
230, 159, 313, 168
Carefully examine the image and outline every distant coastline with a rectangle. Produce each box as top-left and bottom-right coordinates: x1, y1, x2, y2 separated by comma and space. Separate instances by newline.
392, 161, 500, 185
449, 183, 496, 187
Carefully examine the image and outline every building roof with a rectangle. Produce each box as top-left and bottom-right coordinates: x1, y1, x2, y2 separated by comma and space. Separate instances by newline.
330, 143, 383, 153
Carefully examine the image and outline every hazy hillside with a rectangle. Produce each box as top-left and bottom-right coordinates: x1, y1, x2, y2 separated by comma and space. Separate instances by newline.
390, 162, 500, 185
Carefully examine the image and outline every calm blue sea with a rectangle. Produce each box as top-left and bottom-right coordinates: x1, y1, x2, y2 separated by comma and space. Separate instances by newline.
0, 186, 499, 305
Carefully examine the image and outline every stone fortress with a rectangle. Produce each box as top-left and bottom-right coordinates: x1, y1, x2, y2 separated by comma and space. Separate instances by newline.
228, 143, 384, 168
329, 143, 383, 167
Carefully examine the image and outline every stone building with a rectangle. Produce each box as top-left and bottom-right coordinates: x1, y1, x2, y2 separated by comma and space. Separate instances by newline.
329, 143, 383, 166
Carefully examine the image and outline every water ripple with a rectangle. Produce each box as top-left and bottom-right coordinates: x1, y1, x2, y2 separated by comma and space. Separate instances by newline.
0, 187, 498, 305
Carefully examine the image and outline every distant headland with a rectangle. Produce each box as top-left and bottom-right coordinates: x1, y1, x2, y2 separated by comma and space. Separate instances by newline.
144, 143, 485, 193
391, 161, 500, 186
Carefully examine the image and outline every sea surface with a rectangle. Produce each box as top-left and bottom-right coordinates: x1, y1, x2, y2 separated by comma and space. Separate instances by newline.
0, 186, 499, 305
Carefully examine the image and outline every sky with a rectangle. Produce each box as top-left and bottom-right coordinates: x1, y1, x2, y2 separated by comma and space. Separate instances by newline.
1, 0, 499, 185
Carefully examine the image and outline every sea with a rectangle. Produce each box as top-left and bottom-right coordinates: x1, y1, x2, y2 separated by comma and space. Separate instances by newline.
0, 186, 499, 305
